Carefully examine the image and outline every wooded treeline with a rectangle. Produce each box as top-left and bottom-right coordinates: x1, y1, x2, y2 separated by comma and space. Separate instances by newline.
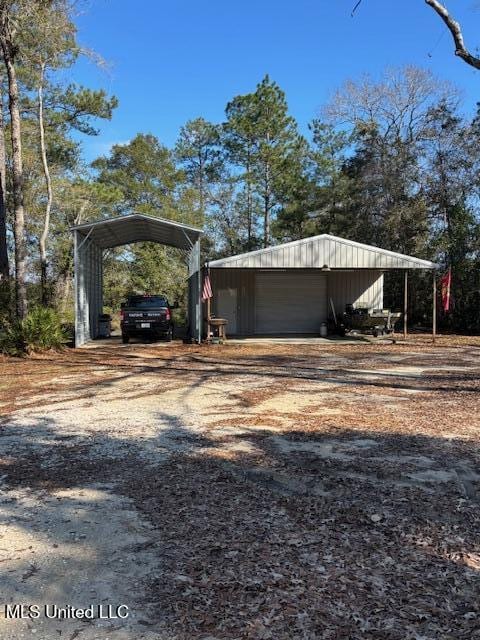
1, 1, 479, 336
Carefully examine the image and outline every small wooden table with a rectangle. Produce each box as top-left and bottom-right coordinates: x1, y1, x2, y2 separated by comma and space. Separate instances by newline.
208, 317, 227, 342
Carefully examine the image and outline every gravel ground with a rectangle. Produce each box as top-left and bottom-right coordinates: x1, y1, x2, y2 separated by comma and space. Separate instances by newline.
1, 336, 480, 639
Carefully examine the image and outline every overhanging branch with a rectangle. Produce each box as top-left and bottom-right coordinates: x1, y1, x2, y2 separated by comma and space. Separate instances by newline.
425, 0, 480, 70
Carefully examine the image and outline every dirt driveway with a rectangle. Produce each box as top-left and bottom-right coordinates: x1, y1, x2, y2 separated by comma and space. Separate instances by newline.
1, 336, 480, 639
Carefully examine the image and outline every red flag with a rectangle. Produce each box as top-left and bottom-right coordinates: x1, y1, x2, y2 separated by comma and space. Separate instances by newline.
202, 272, 212, 301
440, 268, 452, 313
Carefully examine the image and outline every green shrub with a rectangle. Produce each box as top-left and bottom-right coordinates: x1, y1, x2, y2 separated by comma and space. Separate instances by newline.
0, 307, 68, 356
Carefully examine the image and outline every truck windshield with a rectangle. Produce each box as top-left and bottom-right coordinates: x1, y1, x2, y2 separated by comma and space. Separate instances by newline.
127, 296, 168, 308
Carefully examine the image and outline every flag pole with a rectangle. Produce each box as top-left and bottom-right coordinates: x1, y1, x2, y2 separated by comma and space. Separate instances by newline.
432, 270, 437, 345
403, 270, 408, 340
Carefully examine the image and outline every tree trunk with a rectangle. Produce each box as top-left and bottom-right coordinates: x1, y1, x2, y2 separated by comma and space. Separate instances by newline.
0, 79, 8, 283
263, 197, 270, 248
263, 163, 271, 248
55, 271, 71, 314
38, 65, 53, 305
1, 34, 27, 318
198, 149, 205, 221
246, 152, 252, 250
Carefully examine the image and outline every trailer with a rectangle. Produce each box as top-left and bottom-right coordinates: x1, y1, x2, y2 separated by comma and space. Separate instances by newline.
337, 305, 402, 338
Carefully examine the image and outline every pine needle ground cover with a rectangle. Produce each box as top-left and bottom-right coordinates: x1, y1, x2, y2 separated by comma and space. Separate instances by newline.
0, 336, 479, 639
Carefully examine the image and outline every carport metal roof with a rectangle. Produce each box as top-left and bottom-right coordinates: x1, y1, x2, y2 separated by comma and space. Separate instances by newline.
72, 213, 203, 250
208, 234, 438, 270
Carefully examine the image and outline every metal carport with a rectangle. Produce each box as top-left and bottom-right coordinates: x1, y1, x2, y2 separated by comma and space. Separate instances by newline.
72, 214, 203, 347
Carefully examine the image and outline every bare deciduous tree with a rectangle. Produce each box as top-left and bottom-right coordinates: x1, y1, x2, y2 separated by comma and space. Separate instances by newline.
37, 62, 52, 304
425, 0, 480, 70
352, 1, 480, 71
324, 66, 457, 143
28, 2, 76, 304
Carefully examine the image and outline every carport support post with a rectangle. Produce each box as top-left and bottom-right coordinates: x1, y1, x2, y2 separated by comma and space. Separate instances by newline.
73, 230, 79, 347
197, 257, 201, 344
432, 270, 437, 344
403, 270, 408, 339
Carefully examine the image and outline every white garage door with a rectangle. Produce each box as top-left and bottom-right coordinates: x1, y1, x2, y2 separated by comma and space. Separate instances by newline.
255, 271, 327, 334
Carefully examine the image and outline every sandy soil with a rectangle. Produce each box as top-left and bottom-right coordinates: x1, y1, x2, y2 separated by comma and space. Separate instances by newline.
1, 335, 480, 639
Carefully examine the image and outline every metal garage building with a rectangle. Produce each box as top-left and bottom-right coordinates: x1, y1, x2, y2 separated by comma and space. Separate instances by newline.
72, 214, 203, 347
207, 234, 437, 336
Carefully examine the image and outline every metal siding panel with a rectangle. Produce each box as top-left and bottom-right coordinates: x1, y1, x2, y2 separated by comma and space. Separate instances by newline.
326, 239, 334, 269
335, 241, 340, 268
79, 242, 88, 343
317, 240, 322, 267
328, 241, 334, 268
210, 269, 254, 335
209, 234, 436, 270
329, 241, 334, 268
313, 239, 319, 267
216, 287, 238, 333
329, 270, 384, 314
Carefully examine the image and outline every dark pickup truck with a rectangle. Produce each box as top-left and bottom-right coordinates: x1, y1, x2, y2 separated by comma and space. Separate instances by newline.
120, 295, 174, 343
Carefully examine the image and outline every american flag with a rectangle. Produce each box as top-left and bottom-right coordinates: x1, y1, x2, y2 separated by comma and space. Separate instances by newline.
202, 272, 213, 301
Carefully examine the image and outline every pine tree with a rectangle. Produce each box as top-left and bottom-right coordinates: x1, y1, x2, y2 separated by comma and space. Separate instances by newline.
225, 75, 306, 247
174, 118, 223, 223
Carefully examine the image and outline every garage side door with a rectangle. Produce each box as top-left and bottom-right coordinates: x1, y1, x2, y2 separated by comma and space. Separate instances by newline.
216, 288, 237, 334
255, 271, 327, 334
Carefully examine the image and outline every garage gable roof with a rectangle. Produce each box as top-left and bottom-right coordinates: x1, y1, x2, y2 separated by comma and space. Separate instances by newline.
71, 213, 202, 250
208, 234, 438, 270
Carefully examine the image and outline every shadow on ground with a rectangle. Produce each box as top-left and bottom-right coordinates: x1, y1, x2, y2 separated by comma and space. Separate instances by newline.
1, 413, 479, 639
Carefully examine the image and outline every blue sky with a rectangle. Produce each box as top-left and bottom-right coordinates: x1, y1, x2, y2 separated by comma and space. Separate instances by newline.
70, 0, 480, 162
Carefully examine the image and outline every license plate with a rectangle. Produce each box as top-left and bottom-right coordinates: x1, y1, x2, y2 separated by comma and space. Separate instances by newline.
140, 322, 150, 328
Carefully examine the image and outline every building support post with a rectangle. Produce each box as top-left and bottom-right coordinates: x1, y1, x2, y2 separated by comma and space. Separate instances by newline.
206, 272, 211, 342
432, 270, 437, 344
197, 241, 202, 344
403, 270, 408, 339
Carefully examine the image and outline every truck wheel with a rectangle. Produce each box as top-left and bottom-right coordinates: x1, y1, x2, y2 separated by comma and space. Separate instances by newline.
122, 334, 130, 344
372, 329, 379, 338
